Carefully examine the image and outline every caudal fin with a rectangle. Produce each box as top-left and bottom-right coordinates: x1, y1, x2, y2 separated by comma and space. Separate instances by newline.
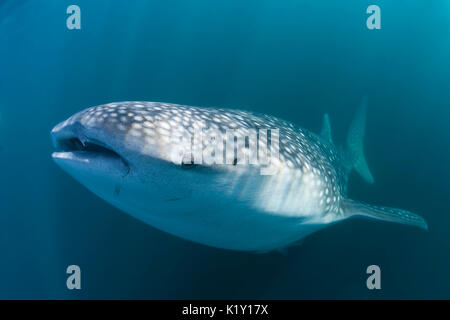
343, 198, 428, 230
345, 96, 374, 184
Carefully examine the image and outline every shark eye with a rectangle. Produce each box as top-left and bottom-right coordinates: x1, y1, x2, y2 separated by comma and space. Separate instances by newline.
181, 157, 197, 169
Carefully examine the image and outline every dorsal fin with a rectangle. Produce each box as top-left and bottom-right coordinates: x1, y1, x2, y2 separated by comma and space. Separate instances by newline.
320, 113, 333, 144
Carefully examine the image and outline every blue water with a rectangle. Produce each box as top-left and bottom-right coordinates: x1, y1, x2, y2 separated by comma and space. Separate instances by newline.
0, 0, 449, 299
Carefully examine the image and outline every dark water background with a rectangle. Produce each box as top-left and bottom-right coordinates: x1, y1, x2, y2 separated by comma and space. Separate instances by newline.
0, 0, 449, 299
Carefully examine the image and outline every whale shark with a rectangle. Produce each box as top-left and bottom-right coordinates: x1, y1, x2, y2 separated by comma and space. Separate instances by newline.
51, 100, 427, 252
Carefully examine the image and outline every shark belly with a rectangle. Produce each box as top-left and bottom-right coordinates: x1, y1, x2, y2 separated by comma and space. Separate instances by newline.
108, 186, 327, 252
74, 158, 328, 252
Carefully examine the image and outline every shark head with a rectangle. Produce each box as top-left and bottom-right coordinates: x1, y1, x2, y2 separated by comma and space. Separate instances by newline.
52, 102, 206, 211
51, 105, 132, 201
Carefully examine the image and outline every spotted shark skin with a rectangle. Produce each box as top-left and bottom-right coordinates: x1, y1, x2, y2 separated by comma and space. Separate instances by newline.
51, 101, 427, 252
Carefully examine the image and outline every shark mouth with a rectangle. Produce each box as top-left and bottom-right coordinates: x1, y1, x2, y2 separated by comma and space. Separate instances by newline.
54, 137, 122, 160
51, 129, 130, 176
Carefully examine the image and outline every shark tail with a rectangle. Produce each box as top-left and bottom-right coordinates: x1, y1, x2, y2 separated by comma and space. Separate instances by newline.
320, 97, 374, 184
342, 198, 428, 230
344, 96, 374, 184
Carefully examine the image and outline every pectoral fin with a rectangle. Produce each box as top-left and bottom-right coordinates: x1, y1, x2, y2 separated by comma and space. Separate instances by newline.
343, 198, 428, 230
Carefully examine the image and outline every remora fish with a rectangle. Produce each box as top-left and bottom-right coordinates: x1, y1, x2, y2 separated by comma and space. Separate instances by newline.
51, 100, 427, 252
